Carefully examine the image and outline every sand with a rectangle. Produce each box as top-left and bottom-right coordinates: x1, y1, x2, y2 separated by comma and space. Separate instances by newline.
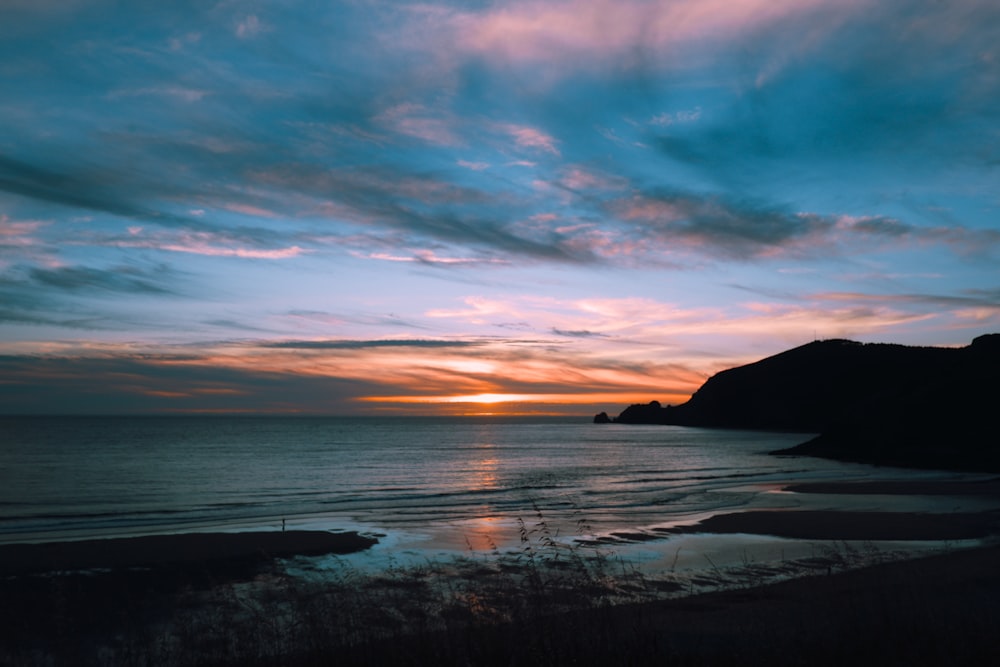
4, 480, 1000, 665
667, 509, 1000, 541
0, 529, 377, 576
785, 476, 1000, 496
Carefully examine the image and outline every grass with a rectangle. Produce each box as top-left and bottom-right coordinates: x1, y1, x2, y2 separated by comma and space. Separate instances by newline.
1, 515, 997, 666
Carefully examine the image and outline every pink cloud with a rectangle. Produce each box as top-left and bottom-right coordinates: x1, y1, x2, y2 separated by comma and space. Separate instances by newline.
0, 215, 55, 267
113, 230, 306, 259
449, 0, 862, 69
418, 292, 939, 362
0, 216, 47, 246
375, 103, 463, 146
364, 250, 508, 266
457, 159, 490, 171
649, 107, 702, 126
497, 123, 559, 155
221, 203, 280, 218
559, 166, 626, 191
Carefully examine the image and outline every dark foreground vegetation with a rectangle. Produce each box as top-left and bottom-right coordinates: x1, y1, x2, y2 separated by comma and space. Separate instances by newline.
2, 522, 1000, 666
600, 333, 1000, 472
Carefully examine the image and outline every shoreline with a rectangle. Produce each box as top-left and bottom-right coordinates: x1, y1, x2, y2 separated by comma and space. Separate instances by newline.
3, 530, 998, 665
6, 473, 1000, 577
784, 476, 1000, 496
4, 480, 1000, 665
0, 529, 377, 577
666, 509, 1000, 541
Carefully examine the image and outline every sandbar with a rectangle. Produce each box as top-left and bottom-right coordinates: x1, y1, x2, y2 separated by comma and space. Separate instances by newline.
784, 477, 1000, 496
0, 529, 377, 576
668, 509, 1000, 541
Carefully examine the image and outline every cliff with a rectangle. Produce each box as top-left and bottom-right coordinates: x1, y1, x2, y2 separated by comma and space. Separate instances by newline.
601, 334, 1000, 472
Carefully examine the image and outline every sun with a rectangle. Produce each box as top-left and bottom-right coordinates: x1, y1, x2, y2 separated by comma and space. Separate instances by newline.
445, 393, 536, 404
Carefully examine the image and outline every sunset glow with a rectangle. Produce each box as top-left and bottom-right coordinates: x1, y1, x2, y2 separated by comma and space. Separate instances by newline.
1, 1, 998, 415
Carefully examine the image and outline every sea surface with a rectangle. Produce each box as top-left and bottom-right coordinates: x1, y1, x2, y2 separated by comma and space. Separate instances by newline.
1, 416, 991, 571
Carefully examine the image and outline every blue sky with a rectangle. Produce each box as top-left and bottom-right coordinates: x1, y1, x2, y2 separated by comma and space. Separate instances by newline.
2, 0, 998, 415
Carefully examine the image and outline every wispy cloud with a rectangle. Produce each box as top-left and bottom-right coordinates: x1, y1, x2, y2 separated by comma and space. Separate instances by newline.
496, 123, 560, 155
649, 107, 702, 127
609, 191, 834, 259
444, 0, 860, 71
235, 14, 266, 40
0, 216, 49, 262
82, 227, 308, 260
259, 338, 485, 350
26, 265, 177, 295
1, 0, 997, 414
375, 103, 464, 146
363, 250, 509, 266
107, 86, 210, 103
0, 262, 185, 329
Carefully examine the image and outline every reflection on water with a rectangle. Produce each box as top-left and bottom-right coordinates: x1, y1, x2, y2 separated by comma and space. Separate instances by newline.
464, 515, 506, 552
4, 416, 989, 549
473, 456, 499, 490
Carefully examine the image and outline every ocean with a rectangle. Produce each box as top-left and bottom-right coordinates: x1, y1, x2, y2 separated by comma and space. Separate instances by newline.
1, 415, 987, 571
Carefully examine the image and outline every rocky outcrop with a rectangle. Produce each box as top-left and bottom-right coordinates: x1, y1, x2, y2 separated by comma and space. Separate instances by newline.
597, 334, 1000, 472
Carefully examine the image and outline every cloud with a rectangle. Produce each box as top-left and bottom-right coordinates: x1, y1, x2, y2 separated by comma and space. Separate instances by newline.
0, 262, 184, 329
610, 191, 834, 259
649, 0, 1000, 181
442, 0, 860, 71
0, 215, 51, 264
375, 103, 464, 146
259, 338, 485, 350
106, 86, 210, 103
0, 352, 391, 415
813, 288, 1000, 310
109, 228, 306, 259
363, 249, 509, 266
649, 107, 702, 127
558, 167, 627, 192
0, 155, 177, 223
253, 165, 592, 262
832, 216, 1000, 255
496, 123, 560, 155
27, 265, 177, 295
0, 338, 702, 414
236, 14, 265, 39
551, 329, 609, 338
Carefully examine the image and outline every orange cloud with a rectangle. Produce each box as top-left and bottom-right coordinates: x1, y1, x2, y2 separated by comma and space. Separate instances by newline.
3, 283, 978, 415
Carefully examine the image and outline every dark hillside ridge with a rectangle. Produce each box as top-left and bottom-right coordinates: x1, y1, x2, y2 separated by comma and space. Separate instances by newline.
600, 334, 1000, 472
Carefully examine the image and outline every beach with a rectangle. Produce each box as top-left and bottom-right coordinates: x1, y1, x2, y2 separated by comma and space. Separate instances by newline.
0, 529, 377, 576
3, 476, 999, 665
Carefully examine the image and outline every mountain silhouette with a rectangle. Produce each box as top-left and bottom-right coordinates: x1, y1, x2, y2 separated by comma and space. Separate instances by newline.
599, 334, 1000, 472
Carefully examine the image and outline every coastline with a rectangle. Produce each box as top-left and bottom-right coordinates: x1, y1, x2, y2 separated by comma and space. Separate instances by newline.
4, 476, 1000, 664
668, 508, 1000, 541
0, 529, 377, 577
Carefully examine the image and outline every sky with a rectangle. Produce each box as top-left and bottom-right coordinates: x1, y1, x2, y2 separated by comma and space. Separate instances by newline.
1, 0, 998, 416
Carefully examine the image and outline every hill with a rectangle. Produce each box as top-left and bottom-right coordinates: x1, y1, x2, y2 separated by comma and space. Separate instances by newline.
599, 334, 1000, 472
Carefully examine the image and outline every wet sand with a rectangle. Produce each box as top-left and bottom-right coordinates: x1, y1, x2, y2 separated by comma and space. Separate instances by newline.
668, 509, 1000, 541
4, 480, 1000, 664
0, 529, 377, 576
785, 476, 1000, 496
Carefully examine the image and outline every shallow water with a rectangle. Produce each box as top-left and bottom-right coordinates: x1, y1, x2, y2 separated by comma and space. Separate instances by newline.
2, 415, 986, 553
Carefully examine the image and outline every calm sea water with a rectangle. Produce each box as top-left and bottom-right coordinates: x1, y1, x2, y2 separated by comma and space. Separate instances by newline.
0, 416, 971, 550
